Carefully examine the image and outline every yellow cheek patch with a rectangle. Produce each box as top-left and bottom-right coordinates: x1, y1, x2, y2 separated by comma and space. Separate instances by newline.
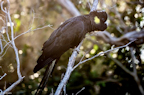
94, 16, 100, 24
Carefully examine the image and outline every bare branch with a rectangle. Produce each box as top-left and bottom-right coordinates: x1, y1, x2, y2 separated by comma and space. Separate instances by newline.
130, 47, 144, 95
7, 1, 22, 79
130, 47, 137, 74
0, 73, 7, 80
55, 41, 83, 95
56, 0, 81, 16
95, 30, 144, 46
108, 55, 134, 76
0, 45, 10, 58
0, 1, 61, 95
90, 0, 99, 12
0, 0, 24, 94
87, 38, 134, 76
73, 39, 136, 70
0, 24, 51, 56
75, 87, 85, 95
89, 37, 144, 94
0, 1, 7, 14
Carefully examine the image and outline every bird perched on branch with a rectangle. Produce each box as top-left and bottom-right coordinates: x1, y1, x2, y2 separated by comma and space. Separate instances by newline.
34, 10, 107, 94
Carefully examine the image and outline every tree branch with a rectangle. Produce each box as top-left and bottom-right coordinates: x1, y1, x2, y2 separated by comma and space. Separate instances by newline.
95, 30, 144, 46
0, 0, 25, 94
88, 37, 144, 95
73, 39, 136, 71
130, 47, 144, 95
56, 0, 81, 17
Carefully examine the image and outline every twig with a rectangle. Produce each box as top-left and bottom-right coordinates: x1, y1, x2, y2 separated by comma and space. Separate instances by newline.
0, 0, 24, 94
0, 1, 53, 94
108, 55, 133, 76
90, 0, 99, 12
90, 38, 143, 95
75, 87, 85, 95
87, 38, 134, 76
130, 47, 144, 95
56, 0, 81, 16
5, 12, 11, 42
7, 0, 22, 79
111, 0, 126, 28
1, 45, 10, 58
0, 73, 7, 80
0, 2, 8, 14
0, 39, 3, 54
130, 47, 137, 74
87, 0, 92, 9
0, 24, 51, 56
55, 41, 83, 95
73, 39, 135, 70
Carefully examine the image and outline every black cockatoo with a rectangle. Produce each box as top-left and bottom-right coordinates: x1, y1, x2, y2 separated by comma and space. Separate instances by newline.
34, 10, 107, 94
